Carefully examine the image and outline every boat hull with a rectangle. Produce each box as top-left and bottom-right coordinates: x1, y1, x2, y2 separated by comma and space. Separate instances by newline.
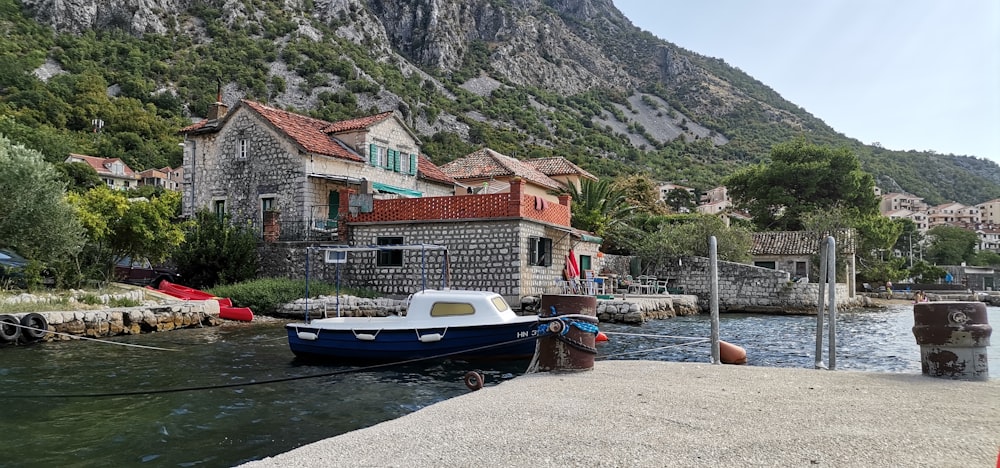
286, 321, 539, 363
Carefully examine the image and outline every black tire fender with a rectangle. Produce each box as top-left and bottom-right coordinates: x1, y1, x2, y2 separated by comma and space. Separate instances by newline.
464, 371, 484, 391
0, 314, 22, 343
19, 313, 48, 341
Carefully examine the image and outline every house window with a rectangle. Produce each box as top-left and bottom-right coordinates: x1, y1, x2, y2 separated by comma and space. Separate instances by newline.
261, 197, 275, 232
378, 146, 388, 168
528, 237, 552, 267
377, 236, 404, 267
755, 261, 776, 270
795, 261, 807, 278
400, 152, 411, 174
213, 199, 226, 221
238, 138, 249, 160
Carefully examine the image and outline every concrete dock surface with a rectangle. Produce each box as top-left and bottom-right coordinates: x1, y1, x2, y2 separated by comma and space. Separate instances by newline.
242, 361, 1000, 467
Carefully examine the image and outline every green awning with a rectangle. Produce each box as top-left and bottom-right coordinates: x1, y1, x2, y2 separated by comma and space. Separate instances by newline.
580, 234, 603, 244
372, 182, 423, 198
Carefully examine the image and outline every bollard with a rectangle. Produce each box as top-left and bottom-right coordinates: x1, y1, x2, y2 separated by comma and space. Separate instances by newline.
535, 294, 598, 372
912, 301, 992, 380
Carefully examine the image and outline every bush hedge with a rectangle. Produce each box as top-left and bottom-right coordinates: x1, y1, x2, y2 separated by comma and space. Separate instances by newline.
207, 277, 378, 315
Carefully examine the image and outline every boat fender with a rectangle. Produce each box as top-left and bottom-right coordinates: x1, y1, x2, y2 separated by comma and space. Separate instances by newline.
464, 371, 484, 391
720, 340, 748, 365
355, 333, 376, 341
418, 333, 442, 343
0, 314, 22, 343
296, 331, 318, 341
596, 331, 608, 342
19, 313, 48, 342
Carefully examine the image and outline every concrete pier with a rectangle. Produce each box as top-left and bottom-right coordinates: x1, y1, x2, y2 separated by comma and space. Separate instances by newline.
242, 361, 1000, 468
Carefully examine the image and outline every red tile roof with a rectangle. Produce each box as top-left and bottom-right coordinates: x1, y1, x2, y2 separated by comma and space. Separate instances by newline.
321, 112, 394, 133
241, 100, 365, 162
752, 230, 856, 255
66, 153, 137, 177
526, 157, 597, 180
440, 148, 562, 190
417, 155, 457, 186
178, 119, 208, 133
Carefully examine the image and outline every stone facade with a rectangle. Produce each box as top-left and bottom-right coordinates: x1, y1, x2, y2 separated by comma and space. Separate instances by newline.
258, 216, 599, 305
602, 254, 864, 313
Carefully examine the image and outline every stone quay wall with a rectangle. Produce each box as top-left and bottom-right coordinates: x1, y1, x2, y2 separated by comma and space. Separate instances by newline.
654, 256, 864, 313
6, 301, 222, 342
283, 294, 701, 326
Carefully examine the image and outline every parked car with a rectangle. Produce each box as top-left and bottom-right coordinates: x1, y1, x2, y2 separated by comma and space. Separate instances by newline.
0, 248, 55, 289
114, 257, 179, 288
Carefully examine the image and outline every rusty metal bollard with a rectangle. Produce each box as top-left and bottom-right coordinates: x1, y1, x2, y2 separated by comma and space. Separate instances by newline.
535, 294, 598, 372
912, 301, 992, 380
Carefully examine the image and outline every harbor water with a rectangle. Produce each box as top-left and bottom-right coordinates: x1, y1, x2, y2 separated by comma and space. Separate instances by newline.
0, 304, 996, 467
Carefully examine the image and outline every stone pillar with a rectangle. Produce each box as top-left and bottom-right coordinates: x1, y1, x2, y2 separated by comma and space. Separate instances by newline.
263, 210, 280, 243
508, 177, 524, 217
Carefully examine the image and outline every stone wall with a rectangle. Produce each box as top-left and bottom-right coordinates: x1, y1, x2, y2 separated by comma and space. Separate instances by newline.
7, 301, 222, 342
257, 218, 598, 305
654, 256, 863, 313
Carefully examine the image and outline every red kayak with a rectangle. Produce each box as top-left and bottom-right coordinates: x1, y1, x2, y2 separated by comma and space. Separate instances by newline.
156, 280, 247, 320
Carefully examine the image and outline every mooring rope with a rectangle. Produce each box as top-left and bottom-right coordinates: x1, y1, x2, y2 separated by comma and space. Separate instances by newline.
6, 321, 179, 352
1, 334, 542, 398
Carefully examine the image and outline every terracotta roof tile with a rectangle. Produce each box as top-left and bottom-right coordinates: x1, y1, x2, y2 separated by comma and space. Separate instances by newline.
440, 148, 562, 190
417, 155, 457, 186
241, 100, 365, 162
752, 230, 856, 256
66, 153, 137, 177
526, 157, 597, 180
751, 231, 824, 256
321, 112, 394, 133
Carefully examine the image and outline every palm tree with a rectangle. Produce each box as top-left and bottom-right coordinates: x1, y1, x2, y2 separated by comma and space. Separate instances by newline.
565, 179, 636, 238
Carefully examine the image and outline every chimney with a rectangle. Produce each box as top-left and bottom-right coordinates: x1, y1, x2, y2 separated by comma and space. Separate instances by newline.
207, 81, 228, 121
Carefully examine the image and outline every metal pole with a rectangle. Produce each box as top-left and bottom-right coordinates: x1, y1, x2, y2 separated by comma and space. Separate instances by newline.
827, 236, 837, 370
815, 240, 828, 368
305, 247, 311, 323
421, 244, 427, 291
709, 236, 720, 364
335, 257, 341, 317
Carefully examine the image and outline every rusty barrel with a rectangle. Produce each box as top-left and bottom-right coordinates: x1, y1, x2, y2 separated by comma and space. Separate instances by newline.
912, 301, 992, 380
536, 294, 598, 372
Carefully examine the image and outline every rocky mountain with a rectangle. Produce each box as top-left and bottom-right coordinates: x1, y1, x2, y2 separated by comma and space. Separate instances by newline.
7, 0, 1000, 205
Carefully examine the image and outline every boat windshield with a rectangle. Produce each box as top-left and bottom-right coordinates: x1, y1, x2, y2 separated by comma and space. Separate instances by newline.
429, 302, 475, 317
491, 296, 510, 312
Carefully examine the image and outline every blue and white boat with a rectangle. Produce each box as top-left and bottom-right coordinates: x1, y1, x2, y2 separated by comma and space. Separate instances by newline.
286, 289, 540, 362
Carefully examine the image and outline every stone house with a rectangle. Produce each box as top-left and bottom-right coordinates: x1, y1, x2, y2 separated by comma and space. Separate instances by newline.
137, 166, 183, 191
65, 153, 138, 190
178, 99, 602, 303
441, 148, 596, 202
750, 230, 857, 295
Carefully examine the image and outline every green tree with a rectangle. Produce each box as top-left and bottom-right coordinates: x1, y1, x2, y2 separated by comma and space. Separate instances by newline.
613, 174, 667, 215
909, 260, 947, 283
173, 210, 260, 289
55, 161, 102, 193
566, 178, 636, 241
725, 139, 879, 231
67, 186, 185, 281
663, 188, 697, 213
925, 225, 978, 265
0, 134, 85, 274
634, 214, 752, 273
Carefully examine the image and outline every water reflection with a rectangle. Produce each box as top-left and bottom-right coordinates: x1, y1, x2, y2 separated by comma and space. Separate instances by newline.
0, 304, 995, 467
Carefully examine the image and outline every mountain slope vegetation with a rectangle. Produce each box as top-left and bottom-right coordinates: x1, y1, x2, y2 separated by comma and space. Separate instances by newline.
2, 0, 997, 206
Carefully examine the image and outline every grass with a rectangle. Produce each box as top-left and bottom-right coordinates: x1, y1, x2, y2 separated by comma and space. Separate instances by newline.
208, 277, 379, 315
0, 284, 139, 313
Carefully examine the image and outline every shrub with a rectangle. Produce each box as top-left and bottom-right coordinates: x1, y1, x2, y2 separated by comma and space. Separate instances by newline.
207, 277, 378, 315
173, 210, 259, 289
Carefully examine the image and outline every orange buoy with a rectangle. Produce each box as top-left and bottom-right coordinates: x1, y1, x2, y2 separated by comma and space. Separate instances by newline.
719, 340, 747, 365
596, 331, 608, 342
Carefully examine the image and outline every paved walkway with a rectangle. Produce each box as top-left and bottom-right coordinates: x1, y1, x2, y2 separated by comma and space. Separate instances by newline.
242, 361, 1000, 467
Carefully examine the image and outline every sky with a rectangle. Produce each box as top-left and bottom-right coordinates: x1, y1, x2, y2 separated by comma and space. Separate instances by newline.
612, 1, 1000, 162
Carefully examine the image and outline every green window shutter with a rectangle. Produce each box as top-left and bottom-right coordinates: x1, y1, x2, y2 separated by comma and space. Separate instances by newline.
409, 153, 418, 175
393, 151, 401, 172
386, 149, 394, 170
369, 144, 378, 165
